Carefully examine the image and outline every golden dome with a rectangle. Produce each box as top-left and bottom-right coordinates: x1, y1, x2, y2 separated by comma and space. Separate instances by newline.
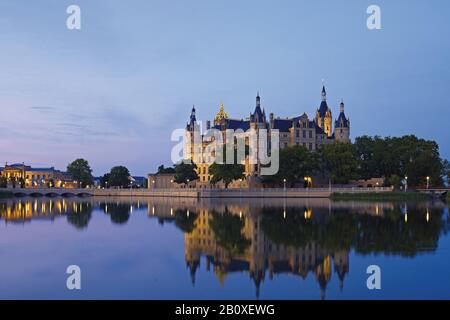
214, 102, 229, 122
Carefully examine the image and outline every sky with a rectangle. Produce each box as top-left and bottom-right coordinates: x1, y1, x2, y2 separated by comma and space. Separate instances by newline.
0, 0, 449, 176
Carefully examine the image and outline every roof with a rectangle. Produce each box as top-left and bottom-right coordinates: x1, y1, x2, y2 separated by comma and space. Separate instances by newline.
335, 112, 349, 128
272, 119, 292, 132
27, 167, 56, 172
213, 118, 251, 131
318, 100, 329, 118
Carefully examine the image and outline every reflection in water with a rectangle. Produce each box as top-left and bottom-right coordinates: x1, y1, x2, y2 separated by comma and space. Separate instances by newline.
0, 197, 449, 299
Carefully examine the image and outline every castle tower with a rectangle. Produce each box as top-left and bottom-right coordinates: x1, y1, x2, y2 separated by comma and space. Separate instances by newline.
334, 100, 350, 143
185, 105, 201, 163
186, 105, 197, 132
250, 92, 267, 126
249, 93, 268, 177
315, 86, 333, 137
214, 102, 229, 126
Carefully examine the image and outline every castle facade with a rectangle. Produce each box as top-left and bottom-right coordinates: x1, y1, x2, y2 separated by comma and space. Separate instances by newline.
185, 86, 350, 184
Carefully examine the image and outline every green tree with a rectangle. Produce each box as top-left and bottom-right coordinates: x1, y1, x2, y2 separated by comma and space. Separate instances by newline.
387, 174, 402, 189
109, 166, 131, 188
67, 159, 93, 188
354, 135, 444, 187
100, 173, 110, 188
209, 146, 245, 188
318, 142, 358, 184
262, 145, 318, 187
442, 159, 450, 186
157, 165, 176, 174
174, 162, 198, 184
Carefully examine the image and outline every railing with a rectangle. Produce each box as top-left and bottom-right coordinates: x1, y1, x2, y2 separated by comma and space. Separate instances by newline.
4, 186, 394, 198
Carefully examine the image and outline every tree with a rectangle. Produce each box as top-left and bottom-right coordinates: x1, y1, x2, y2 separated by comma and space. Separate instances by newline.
109, 166, 131, 188
318, 142, 359, 184
100, 173, 110, 188
174, 162, 198, 184
157, 165, 176, 174
442, 159, 450, 187
354, 135, 444, 187
262, 145, 318, 187
209, 145, 245, 188
67, 159, 93, 188
387, 174, 402, 189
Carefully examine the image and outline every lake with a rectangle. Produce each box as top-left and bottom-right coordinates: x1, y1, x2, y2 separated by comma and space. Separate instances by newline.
0, 196, 449, 300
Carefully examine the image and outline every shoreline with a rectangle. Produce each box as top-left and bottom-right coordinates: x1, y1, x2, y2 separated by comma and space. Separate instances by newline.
2, 188, 447, 202
330, 191, 442, 202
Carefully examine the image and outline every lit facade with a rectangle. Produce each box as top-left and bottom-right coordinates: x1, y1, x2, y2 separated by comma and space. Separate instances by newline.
0, 163, 74, 188
185, 86, 351, 184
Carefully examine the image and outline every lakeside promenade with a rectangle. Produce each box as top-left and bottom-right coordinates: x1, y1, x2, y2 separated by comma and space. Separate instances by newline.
3, 187, 393, 199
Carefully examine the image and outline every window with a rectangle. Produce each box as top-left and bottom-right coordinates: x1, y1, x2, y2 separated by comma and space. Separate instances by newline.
309, 143, 313, 150
303, 130, 306, 138
309, 130, 313, 138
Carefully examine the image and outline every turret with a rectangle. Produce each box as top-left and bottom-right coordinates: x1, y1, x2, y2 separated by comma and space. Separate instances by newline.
315, 85, 333, 137
334, 100, 350, 143
251, 92, 266, 125
187, 105, 197, 131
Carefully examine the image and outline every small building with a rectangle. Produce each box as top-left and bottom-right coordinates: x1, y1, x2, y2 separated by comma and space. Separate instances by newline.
148, 173, 179, 189
0, 162, 75, 188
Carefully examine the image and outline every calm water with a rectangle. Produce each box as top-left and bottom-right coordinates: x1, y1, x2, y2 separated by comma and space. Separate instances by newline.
0, 196, 449, 300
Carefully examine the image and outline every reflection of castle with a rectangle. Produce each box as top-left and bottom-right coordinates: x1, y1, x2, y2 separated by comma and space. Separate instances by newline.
184, 206, 349, 299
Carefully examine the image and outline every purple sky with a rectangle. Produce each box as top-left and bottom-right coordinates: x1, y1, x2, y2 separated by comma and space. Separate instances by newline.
0, 0, 449, 176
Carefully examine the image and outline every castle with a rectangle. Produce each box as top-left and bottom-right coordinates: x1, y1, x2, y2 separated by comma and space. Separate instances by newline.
185, 86, 350, 184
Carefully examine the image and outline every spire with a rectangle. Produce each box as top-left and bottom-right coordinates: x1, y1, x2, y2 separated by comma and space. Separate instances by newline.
190, 105, 196, 123
340, 100, 345, 113
214, 102, 229, 123
256, 92, 261, 107
321, 85, 327, 101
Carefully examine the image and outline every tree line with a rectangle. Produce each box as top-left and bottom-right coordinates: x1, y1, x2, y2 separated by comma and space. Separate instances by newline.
67, 159, 133, 188
164, 135, 450, 188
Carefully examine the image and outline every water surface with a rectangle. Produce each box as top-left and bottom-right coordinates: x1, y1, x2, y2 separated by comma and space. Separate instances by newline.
0, 197, 449, 300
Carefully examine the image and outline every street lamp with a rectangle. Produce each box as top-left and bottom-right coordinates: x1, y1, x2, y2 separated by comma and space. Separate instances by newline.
426, 176, 430, 190
404, 176, 408, 193
283, 179, 287, 191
